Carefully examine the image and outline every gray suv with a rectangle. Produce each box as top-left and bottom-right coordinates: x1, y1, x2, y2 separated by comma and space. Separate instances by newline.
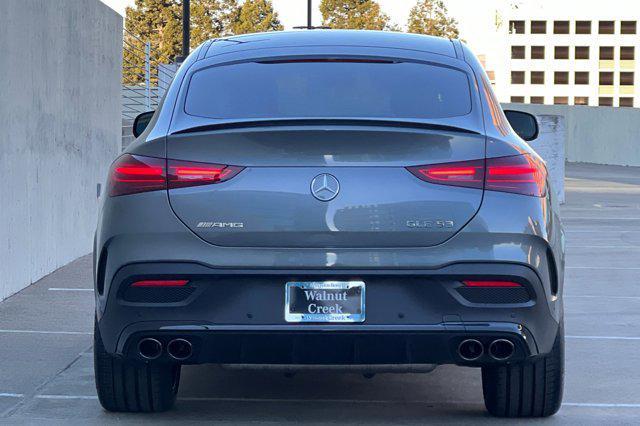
94, 30, 564, 417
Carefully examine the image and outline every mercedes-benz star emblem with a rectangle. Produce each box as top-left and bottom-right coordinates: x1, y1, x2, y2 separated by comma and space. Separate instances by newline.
310, 174, 340, 201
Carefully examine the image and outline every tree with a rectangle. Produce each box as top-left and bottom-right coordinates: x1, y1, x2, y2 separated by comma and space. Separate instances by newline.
233, 0, 283, 35
320, 0, 391, 31
407, 0, 460, 39
191, 0, 239, 45
123, 0, 241, 83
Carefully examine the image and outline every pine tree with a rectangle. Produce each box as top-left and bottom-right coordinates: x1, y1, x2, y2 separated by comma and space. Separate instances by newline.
123, 0, 240, 83
407, 0, 460, 39
233, 0, 284, 35
320, 0, 391, 31
191, 0, 240, 46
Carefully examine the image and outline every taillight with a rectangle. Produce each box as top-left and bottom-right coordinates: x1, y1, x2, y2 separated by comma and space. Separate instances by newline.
167, 159, 243, 189
107, 155, 244, 196
108, 154, 166, 196
407, 154, 546, 197
407, 160, 484, 189
485, 154, 547, 197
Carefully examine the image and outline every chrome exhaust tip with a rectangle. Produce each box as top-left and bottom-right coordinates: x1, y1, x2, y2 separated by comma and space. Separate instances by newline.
138, 338, 162, 360
167, 338, 193, 361
488, 339, 515, 361
458, 339, 484, 361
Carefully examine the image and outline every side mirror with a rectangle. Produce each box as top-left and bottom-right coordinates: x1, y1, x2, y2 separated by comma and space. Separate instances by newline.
132, 111, 154, 138
504, 110, 539, 141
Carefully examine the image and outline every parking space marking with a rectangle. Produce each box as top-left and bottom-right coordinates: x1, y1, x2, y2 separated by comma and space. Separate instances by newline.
0, 329, 91, 335
0, 393, 23, 398
564, 230, 640, 233
48, 288, 94, 292
566, 246, 640, 249
562, 217, 640, 220
563, 403, 640, 408
565, 295, 640, 300
566, 266, 640, 270
36, 395, 98, 400
567, 335, 640, 341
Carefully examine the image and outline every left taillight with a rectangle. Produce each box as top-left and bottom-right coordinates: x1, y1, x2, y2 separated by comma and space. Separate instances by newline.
108, 154, 244, 197
108, 154, 166, 196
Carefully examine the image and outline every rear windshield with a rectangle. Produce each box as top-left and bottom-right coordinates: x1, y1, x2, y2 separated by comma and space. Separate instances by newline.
184, 60, 472, 120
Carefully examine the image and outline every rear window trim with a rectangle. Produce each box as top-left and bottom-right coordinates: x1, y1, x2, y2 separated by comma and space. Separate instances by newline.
181, 55, 475, 121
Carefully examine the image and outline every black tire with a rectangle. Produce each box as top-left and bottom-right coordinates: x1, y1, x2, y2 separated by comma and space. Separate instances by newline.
94, 320, 180, 412
481, 324, 564, 418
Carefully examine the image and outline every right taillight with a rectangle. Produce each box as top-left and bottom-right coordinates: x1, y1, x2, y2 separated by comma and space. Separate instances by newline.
407, 154, 547, 197
107, 154, 244, 197
486, 154, 547, 197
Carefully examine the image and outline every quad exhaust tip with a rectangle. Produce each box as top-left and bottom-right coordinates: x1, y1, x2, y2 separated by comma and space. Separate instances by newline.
458, 339, 484, 361
167, 338, 193, 361
138, 338, 162, 360
488, 339, 515, 361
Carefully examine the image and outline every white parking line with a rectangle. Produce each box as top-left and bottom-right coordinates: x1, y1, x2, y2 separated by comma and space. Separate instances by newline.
48, 288, 94, 292
566, 246, 640, 249
565, 230, 640, 233
0, 393, 24, 398
566, 266, 640, 270
565, 295, 640, 300
36, 395, 98, 400
567, 335, 640, 341
563, 217, 640, 220
563, 403, 640, 408
0, 329, 91, 335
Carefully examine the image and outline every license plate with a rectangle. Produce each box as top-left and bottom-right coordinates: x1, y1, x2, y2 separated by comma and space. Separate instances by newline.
285, 281, 365, 323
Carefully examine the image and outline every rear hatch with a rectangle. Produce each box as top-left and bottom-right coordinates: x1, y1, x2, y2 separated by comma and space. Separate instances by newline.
166, 57, 485, 248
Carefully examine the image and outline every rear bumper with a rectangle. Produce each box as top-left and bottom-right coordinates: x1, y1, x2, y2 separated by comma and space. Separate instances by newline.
97, 262, 560, 366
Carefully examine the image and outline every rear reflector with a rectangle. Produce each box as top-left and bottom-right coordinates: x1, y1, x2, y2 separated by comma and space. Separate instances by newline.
463, 280, 522, 288
107, 155, 244, 196
131, 279, 189, 288
407, 154, 547, 196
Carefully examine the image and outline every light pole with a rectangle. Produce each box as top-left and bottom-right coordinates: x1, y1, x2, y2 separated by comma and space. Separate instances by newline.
307, 0, 312, 28
182, 0, 190, 60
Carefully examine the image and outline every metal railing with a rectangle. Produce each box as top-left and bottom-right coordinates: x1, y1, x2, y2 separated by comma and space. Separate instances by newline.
122, 30, 177, 120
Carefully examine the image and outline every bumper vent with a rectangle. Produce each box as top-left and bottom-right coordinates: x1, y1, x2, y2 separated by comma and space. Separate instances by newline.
457, 287, 531, 304
122, 286, 195, 303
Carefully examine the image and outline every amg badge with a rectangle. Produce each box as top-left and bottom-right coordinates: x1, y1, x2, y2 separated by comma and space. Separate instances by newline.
196, 221, 244, 229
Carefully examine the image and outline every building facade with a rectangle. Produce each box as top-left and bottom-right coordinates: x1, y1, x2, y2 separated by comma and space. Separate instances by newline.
484, 2, 640, 108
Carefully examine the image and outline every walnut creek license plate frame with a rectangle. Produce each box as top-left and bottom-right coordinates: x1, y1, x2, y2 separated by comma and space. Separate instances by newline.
285, 281, 365, 323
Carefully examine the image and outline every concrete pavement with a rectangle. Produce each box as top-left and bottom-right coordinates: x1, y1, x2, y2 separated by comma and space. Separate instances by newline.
1, 162, 640, 424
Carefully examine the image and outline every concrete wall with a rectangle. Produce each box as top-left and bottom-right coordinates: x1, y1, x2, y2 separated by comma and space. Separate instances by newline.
503, 103, 640, 167
0, 1, 122, 301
